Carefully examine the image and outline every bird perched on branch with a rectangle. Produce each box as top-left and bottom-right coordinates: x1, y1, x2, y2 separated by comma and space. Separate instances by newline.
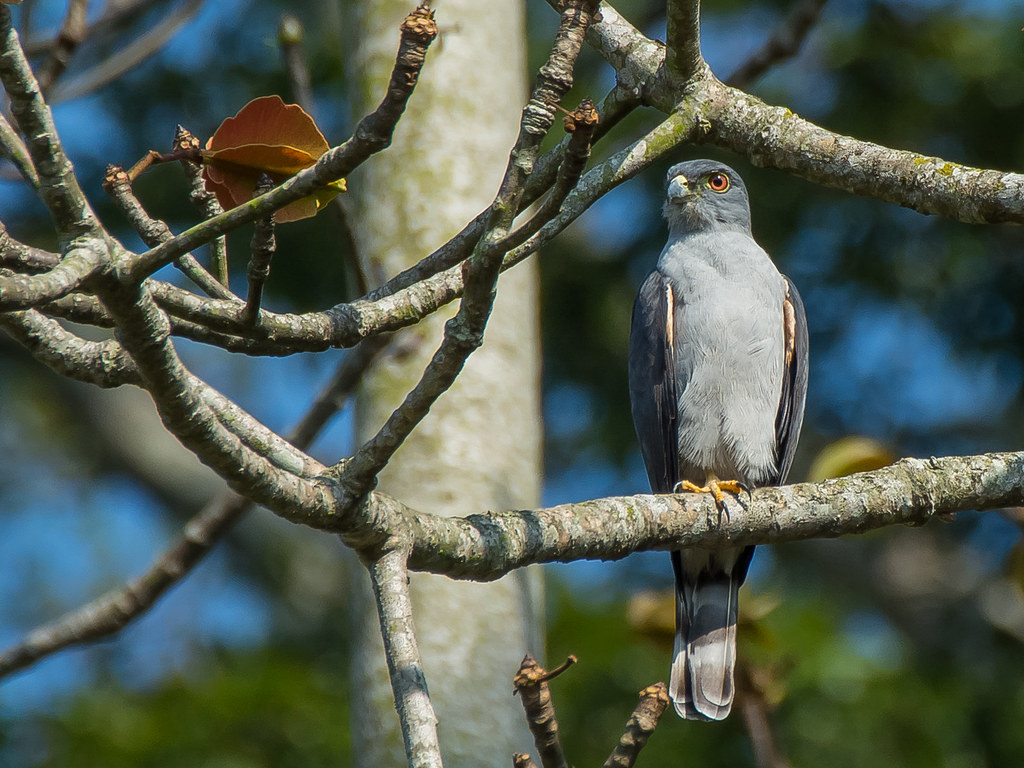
627, 160, 808, 720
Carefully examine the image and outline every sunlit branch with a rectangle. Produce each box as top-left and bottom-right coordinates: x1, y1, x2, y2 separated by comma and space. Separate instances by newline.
369, 544, 444, 768
0, 335, 385, 681
123, 3, 438, 284
335, 0, 601, 501
0, 5, 102, 241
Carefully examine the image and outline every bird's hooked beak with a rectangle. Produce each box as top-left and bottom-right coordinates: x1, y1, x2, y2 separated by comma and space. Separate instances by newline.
667, 174, 697, 204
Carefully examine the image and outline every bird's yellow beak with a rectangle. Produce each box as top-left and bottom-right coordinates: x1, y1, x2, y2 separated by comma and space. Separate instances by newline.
667, 174, 693, 203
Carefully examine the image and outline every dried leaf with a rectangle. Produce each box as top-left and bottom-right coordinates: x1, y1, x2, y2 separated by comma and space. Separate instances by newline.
201, 95, 344, 223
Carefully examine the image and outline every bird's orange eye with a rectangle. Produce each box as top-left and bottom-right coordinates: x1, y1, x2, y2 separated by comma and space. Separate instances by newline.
708, 173, 730, 192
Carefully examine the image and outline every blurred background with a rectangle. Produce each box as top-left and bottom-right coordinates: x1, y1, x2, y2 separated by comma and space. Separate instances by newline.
2, 0, 1024, 765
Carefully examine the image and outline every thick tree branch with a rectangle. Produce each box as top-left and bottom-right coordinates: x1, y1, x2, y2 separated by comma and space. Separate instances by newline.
0, 308, 139, 387
692, 77, 1024, 224
100, 279, 332, 519
394, 452, 1024, 581
103, 163, 232, 299
0, 304, 325, 484
582, 3, 1024, 224
137, 105, 691, 359
0, 336, 384, 681
0, 240, 106, 310
0, 110, 38, 187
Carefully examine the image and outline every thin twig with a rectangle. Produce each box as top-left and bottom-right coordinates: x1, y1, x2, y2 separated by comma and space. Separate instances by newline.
602, 683, 671, 768
276, 12, 369, 299
727, 0, 829, 89
513, 654, 572, 768
241, 174, 276, 325
278, 14, 314, 115
174, 125, 230, 288
0, 492, 248, 678
47, 0, 205, 103
363, 82, 637, 305
737, 664, 791, 768
124, 2, 438, 285
35, 0, 88, 94
102, 163, 236, 301
336, 0, 600, 503
499, 98, 598, 252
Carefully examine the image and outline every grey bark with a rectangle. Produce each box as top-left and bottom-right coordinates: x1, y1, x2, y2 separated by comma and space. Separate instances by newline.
342, 2, 543, 766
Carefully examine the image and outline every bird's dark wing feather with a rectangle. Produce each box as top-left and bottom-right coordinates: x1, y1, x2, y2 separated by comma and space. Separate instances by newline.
628, 270, 679, 494
772, 275, 809, 485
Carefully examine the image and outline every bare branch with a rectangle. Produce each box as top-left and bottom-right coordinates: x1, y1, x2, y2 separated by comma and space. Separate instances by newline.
397, 452, 1024, 580
0, 241, 106, 310
726, 0, 829, 90
0, 221, 57, 269
693, 77, 1024, 224
0, 492, 248, 679
0, 335, 382, 681
47, 0, 205, 103
241, 174, 277, 325
0, 5, 101, 240
737, 666, 791, 768
602, 683, 670, 768
665, 0, 703, 81
579, 4, 1024, 224
0, 307, 138, 387
278, 13, 314, 115
35, 0, 87, 94
369, 543, 443, 768
174, 125, 230, 290
513, 654, 573, 768
335, 0, 601, 501
0, 110, 37, 187
100, 280, 331, 518
103, 163, 233, 300
123, 3, 438, 284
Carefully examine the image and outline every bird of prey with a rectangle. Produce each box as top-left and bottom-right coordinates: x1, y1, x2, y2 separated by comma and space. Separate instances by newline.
627, 160, 808, 720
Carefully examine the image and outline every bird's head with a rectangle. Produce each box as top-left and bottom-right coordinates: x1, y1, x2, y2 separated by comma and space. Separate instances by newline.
663, 160, 752, 235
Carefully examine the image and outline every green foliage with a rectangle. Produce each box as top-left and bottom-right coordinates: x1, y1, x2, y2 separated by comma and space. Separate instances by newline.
14, 648, 350, 768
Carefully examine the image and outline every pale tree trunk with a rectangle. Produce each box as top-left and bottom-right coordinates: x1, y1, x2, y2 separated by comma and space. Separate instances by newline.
342, 2, 542, 766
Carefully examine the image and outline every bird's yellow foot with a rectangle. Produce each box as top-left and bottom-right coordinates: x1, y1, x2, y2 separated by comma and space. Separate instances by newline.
674, 478, 750, 511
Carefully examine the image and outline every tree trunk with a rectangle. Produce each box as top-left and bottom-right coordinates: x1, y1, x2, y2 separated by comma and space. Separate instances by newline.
342, 2, 542, 766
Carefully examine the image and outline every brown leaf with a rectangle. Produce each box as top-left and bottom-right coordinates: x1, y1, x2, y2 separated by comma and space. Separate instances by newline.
201, 95, 343, 223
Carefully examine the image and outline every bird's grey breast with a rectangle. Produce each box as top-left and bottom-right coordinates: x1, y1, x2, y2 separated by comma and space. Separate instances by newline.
657, 229, 786, 484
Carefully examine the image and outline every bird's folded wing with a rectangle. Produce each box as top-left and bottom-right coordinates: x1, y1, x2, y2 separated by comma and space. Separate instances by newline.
628, 270, 679, 494
773, 275, 809, 485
